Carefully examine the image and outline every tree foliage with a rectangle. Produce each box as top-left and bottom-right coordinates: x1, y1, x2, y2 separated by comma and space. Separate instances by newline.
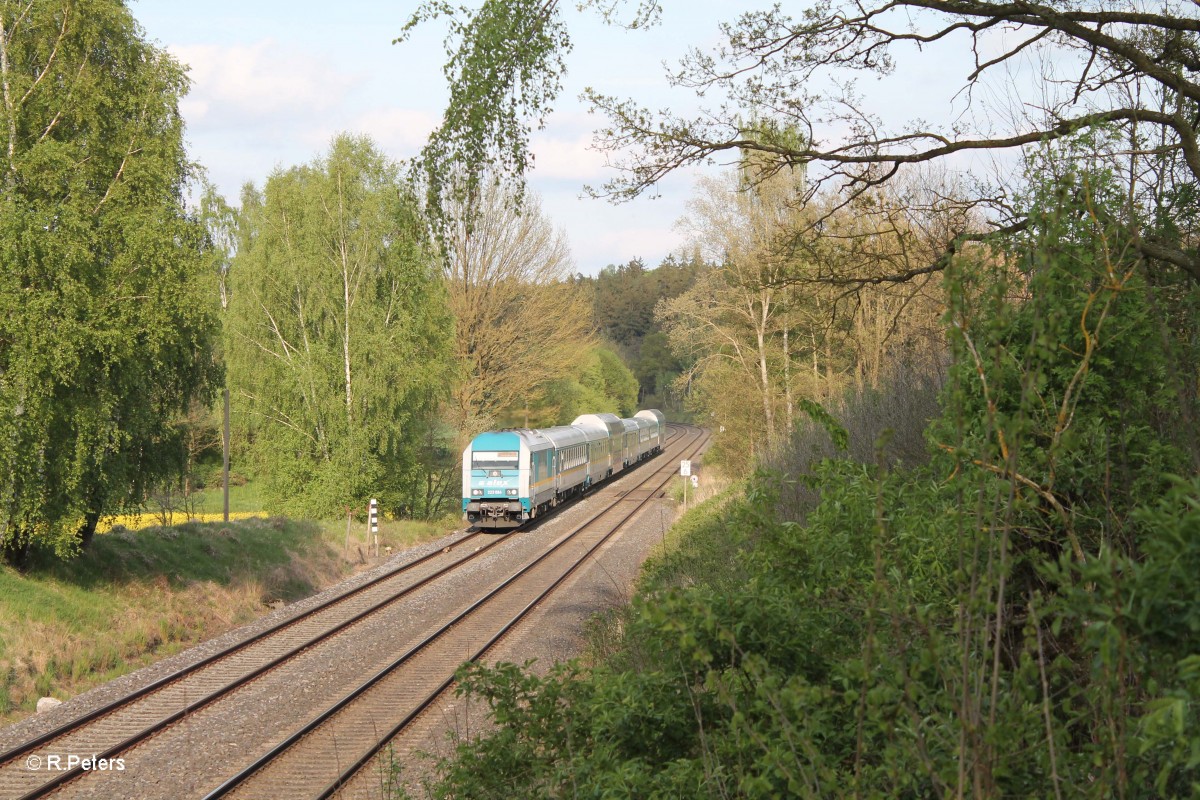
524, 344, 639, 426
660, 167, 946, 466
0, 0, 220, 563
405, 158, 1200, 800
227, 135, 454, 519
408, 0, 1200, 290
440, 179, 595, 440
396, 0, 572, 225
578, 254, 705, 407
587, 2, 1200, 275
396, 0, 662, 224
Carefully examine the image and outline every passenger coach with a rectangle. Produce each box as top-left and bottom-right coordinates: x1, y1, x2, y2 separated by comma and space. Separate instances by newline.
462, 409, 665, 529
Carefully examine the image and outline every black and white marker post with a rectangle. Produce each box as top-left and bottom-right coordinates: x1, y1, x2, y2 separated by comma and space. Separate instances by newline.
369, 498, 379, 558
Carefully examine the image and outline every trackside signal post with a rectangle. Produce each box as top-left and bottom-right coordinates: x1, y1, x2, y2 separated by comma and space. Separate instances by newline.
369, 499, 379, 557
680, 460, 691, 511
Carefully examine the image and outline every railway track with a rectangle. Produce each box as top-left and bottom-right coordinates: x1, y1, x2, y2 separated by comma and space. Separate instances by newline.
0, 424, 701, 799
207, 424, 707, 800
0, 530, 510, 799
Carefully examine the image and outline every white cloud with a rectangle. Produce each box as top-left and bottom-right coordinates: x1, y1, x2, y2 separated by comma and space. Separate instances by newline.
593, 224, 686, 265
170, 40, 359, 123
530, 132, 609, 180
347, 108, 440, 159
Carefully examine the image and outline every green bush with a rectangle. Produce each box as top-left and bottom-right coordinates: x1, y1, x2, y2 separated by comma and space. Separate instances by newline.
401, 137, 1200, 799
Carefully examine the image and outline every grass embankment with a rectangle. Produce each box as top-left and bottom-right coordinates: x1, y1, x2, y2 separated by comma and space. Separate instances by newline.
586, 471, 741, 664
0, 512, 460, 725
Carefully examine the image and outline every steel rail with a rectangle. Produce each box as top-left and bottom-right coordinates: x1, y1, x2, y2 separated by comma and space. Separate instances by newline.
204, 425, 705, 800
1, 426, 686, 800
0, 528, 485, 769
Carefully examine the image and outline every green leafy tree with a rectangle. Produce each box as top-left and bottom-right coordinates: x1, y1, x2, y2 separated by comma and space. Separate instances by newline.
0, 0, 221, 563
935, 139, 1195, 565
580, 254, 705, 407
514, 344, 639, 427
592, 346, 639, 416
396, 0, 658, 224
632, 330, 685, 403
227, 135, 454, 518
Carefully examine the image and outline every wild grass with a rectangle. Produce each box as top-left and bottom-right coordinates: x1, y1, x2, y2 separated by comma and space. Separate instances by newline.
0, 512, 456, 724
316, 514, 463, 562
586, 471, 741, 670
0, 517, 339, 721
189, 482, 267, 515
664, 463, 733, 508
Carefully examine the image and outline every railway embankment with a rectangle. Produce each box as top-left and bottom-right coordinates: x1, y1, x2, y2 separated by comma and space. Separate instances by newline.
0, 516, 450, 726
0, 424, 707, 799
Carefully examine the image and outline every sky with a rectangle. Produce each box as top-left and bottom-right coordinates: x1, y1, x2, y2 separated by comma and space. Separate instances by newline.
132, 1, 1023, 276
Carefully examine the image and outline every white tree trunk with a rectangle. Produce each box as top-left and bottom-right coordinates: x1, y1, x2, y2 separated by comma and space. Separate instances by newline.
756, 290, 774, 450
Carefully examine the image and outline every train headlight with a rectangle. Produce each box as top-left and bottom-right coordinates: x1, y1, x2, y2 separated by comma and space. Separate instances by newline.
489, 470, 501, 477
506, 488, 518, 496
471, 489, 483, 497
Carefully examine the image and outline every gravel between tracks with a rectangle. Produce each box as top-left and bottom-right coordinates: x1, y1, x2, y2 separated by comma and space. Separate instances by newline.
353, 492, 685, 800
0, 528, 473, 755
1, 436, 704, 800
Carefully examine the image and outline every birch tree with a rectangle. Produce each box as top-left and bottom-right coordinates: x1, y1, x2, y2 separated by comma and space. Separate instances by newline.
228, 135, 454, 518
441, 180, 594, 442
662, 169, 805, 454
0, 0, 220, 562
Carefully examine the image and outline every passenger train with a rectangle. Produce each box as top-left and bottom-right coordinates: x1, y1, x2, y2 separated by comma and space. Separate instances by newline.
462, 409, 666, 529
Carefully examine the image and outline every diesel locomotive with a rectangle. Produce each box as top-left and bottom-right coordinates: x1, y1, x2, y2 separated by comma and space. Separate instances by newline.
462, 409, 665, 529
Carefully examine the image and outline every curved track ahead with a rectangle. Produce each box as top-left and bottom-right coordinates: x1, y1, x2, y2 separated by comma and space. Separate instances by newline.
207, 424, 707, 800
0, 424, 705, 800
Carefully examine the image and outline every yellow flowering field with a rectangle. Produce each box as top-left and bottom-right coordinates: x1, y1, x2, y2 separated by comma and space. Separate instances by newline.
96, 512, 265, 533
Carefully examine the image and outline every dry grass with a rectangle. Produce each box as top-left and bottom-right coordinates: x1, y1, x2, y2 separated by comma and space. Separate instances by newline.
666, 465, 734, 508
0, 504, 463, 724
0, 517, 348, 724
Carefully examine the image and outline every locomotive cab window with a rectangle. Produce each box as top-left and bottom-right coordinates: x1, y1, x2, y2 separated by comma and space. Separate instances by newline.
472, 451, 518, 469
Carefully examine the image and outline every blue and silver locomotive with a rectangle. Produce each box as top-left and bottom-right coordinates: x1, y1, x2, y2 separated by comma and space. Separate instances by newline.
461, 409, 665, 529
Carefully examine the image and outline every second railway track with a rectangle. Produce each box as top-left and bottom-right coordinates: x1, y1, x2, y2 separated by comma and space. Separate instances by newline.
0, 424, 704, 800
207, 424, 707, 800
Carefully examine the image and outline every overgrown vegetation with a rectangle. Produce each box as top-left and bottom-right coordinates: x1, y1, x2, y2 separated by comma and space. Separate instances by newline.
396, 150, 1200, 797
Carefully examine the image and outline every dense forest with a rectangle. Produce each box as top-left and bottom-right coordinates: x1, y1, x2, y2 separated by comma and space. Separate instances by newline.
575, 254, 705, 411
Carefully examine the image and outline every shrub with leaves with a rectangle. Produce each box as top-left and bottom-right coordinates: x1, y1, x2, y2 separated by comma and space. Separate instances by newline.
399, 138, 1200, 799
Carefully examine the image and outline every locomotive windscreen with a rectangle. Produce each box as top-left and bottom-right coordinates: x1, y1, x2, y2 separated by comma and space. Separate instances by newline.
471, 451, 518, 469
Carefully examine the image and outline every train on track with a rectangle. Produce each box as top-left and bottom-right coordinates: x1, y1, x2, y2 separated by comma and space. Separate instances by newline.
462, 409, 666, 529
